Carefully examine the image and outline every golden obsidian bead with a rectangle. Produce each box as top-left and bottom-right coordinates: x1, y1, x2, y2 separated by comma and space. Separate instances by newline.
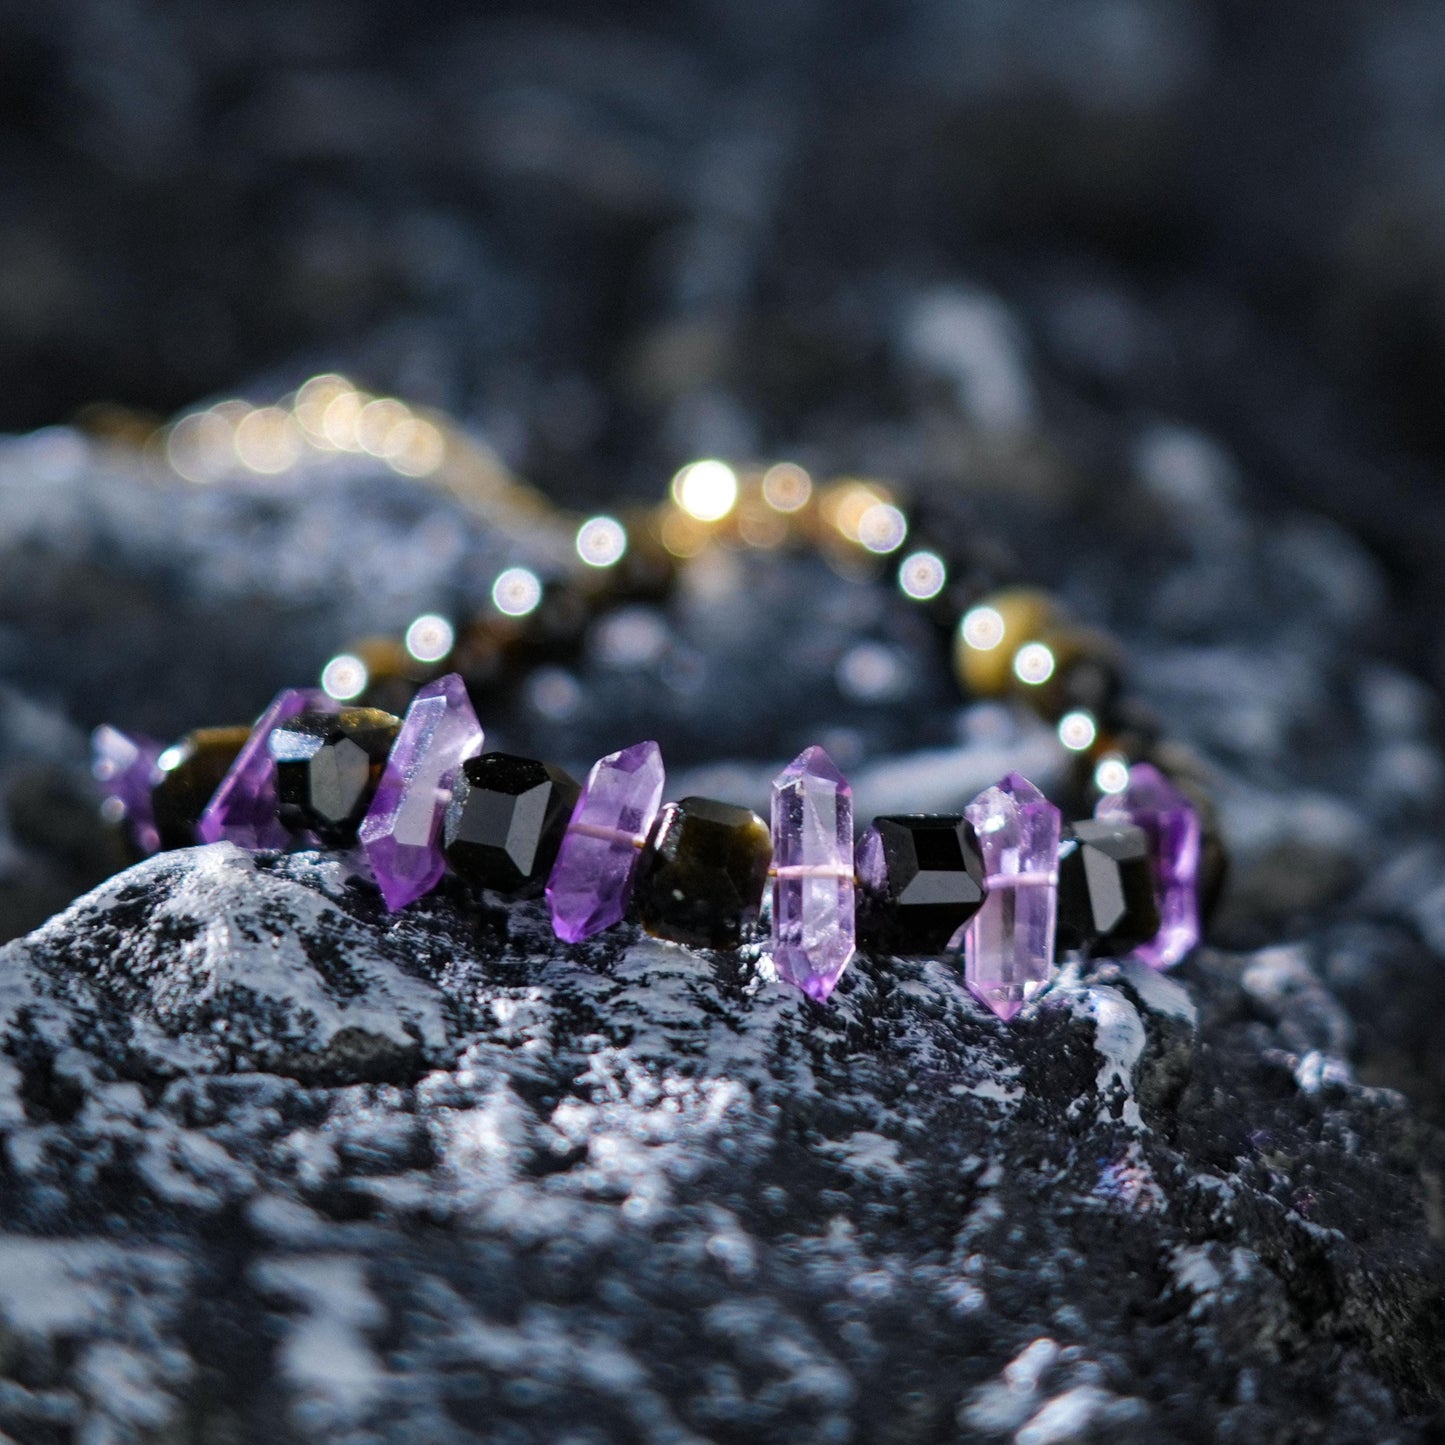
952, 587, 1058, 699
633, 796, 773, 947
269, 707, 400, 847
151, 726, 253, 850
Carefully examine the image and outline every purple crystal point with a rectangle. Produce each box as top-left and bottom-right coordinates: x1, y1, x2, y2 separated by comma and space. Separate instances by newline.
92, 725, 164, 855
960, 771, 1061, 1020
197, 688, 332, 851
546, 740, 665, 943
360, 673, 483, 911
770, 745, 855, 1002
1095, 762, 1201, 969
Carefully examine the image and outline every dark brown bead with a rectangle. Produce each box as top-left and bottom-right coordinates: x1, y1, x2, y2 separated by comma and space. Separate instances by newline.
150, 726, 252, 850
633, 796, 773, 948
269, 708, 400, 847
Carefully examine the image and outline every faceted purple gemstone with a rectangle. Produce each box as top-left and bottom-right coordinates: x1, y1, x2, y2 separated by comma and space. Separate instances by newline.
360, 673, 483, 911
198, 688, 332, 851
546, 740, 665, 943
960, 771, 1061, 1021
1095, 762, 1201, 969
92, 725, 164, 855
770, 745, 855, 1002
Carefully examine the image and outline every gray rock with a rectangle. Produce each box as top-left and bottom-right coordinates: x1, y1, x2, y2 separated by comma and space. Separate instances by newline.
0, 844, 1437, 1441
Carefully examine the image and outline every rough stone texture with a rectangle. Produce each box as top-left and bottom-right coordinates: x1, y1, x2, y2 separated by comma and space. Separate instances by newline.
0, 841, 1438, 1442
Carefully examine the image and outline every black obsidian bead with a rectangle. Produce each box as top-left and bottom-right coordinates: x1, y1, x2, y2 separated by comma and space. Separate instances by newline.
268, 708, 400, 847
633, 796, 772, 948
1055, 819, 1160, 958
443, 752, 581, 895
856, 814, 987, 955
151, 725, 252, 850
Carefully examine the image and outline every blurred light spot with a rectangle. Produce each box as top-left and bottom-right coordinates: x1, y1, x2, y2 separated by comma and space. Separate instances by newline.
356, 397, 413, 457
827, 482, 892, 543
660, 510, 707, 558
492, 566, 542, 617
157, 745, 186, 774
1095, 755, 1130, 795
321, 653, 368, 701
322, 390, 368, 451
672, 460, 738, 522
761, 462, 812, 513
293, 374, 353, 442
837, 642, 907, 701
234, 406, 303, 474
857, 502, 907, 554
383, 417, 445, 477
1013, 642, 1056, 686
166, 411, 234, 483
1058, 710, 1097, 751
961, 605, 1005, 651
576, 515, 627, 568
593, 607, 669, 668
527, 667, 582, 721
898, 550, 946, 601
404, 614, 455, 663
100, 795, 127, 825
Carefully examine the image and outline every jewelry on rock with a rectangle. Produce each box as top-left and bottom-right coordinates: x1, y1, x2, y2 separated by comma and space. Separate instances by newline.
92, 402, 1220, 1020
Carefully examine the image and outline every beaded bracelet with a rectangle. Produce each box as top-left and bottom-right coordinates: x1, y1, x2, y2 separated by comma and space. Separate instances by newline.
92, 442, 1223, 1022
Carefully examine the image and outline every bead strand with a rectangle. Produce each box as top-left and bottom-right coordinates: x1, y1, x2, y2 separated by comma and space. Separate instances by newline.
94, 456, 1218, 1021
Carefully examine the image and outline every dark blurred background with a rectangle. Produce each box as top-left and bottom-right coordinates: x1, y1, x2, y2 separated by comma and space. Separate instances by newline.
2, 0, 1444, 671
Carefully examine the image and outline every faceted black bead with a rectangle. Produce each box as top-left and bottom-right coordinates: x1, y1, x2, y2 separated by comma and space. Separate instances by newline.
268, 708, 400, 847
151, 726, 252, 850
633, 796, 772, 948
856, 814, 987, 955
443, 752, 581, 896
1055, 819, 1160, 958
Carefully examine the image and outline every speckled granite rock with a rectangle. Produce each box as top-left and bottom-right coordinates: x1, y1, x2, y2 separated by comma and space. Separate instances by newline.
0, 840, 1438, 1442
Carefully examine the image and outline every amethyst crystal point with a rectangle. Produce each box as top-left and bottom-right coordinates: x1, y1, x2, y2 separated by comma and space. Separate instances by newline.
198, 688, 331, 851
961, 771, 1061, 1021
546, 740, 664, 943
1095, 762, 1201, 969
770, 745, 855, 1002
360, 673, 483, 911
92, 725, 164, 855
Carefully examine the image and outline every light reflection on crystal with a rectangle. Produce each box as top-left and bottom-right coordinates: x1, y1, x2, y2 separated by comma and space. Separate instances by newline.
1013, 641, 1056, 685
898, 550, 946, 600
321, 653, 369, 701
576, 515, 628, 567
405, 614, 455, 663
672, 460, 738, 522
961, 605, 1006, 651
492, 566, 542, 617
1059, 710, 1097, 751
761, 462, 811, 513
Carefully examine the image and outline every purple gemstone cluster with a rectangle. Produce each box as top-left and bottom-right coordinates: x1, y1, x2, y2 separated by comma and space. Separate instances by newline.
95, 678, 1202, 1020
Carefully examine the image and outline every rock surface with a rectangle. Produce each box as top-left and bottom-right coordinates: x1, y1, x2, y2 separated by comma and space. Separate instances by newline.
0, 838, 1438, 1442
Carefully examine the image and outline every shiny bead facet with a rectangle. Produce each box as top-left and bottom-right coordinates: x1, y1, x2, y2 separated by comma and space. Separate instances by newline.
198, 688, 333, 852
445, 752, 580, 896
361, 674, 484, 911
770, 745, 855, 1002
856, 814, 987, 955
634, 797, 772, 948
1095, 762, 1201, 969
269, 708, 401, 847
151, 726, 253, 851
962, 772, 1061, 1021
92, 725, 165, 856
546, 740, 664, 943
1055, 819, 1160, 958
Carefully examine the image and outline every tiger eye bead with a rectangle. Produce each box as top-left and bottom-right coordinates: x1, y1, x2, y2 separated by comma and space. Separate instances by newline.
151, 726, 253, 850
953, 587, 1059, 699
633, 797, 773, 948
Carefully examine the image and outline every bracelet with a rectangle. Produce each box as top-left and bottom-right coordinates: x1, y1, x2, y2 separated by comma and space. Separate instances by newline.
94, 427, 1223, 1023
